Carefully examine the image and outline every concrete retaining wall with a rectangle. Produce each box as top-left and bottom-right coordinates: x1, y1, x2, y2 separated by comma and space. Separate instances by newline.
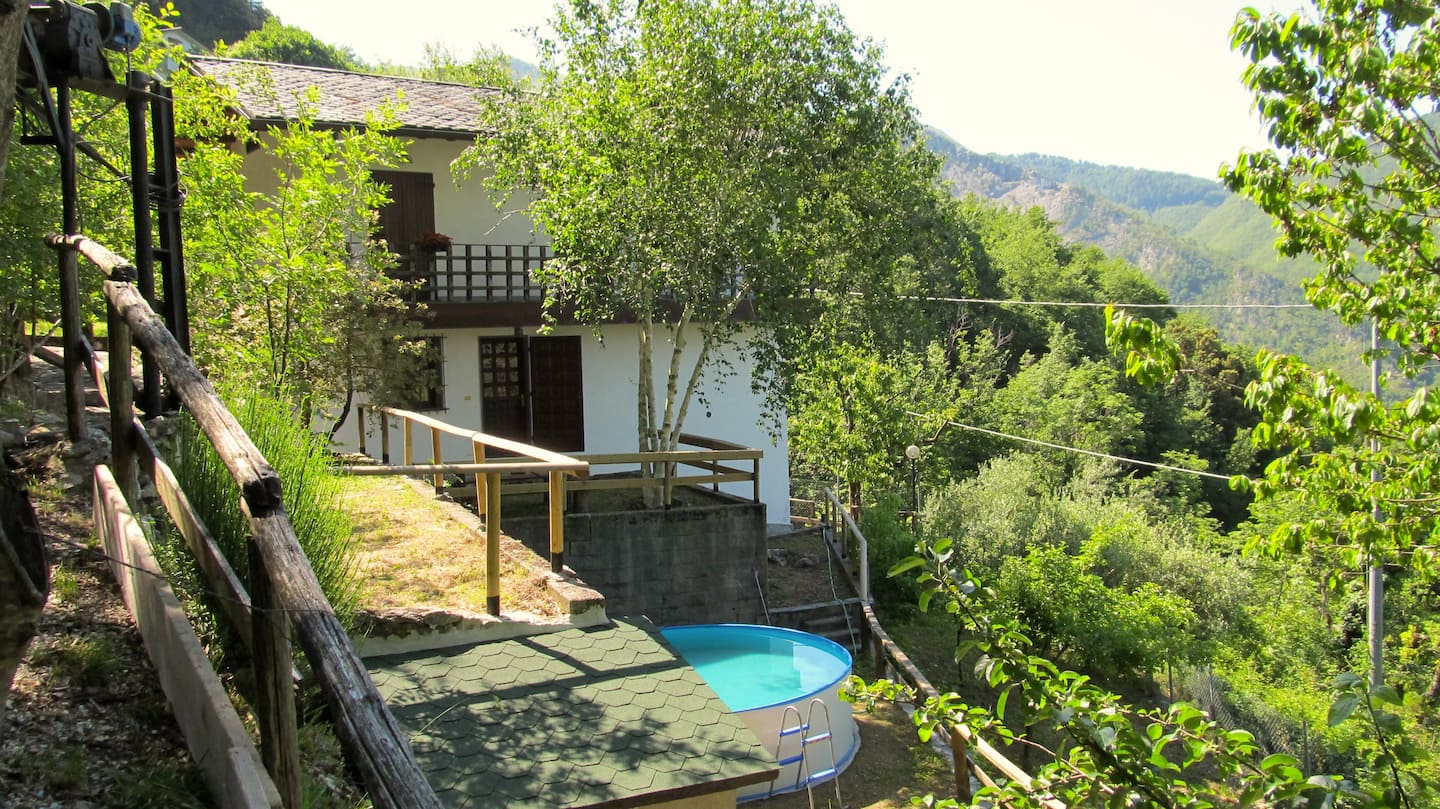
94, 465, 281, 809
504, 497, 767, 626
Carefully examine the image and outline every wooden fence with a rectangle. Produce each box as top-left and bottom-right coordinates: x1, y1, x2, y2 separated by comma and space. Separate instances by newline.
55, 234, 441, 809
803, 486, 1062, 807
348, 406, 760, 584
349, 404, 589, 605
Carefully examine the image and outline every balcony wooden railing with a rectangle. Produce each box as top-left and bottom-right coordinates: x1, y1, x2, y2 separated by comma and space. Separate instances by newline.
347, 405, 589, 613
389, 243, 553, 304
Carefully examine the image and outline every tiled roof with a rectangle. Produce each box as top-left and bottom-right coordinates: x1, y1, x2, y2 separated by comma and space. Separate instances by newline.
188, 56, 498, 136
367, 618, 779, 808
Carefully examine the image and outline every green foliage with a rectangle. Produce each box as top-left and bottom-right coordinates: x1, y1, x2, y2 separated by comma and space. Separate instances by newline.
921, 453, 1090, 575
866, 537, 1436, 807
989, 324, 1145, 461
176, 74, 427, 426
144, 0, 268, 49
168, 388, 361, 625
222, 17, 357, 69
857, 495, 921, 610
1107, 304, 1181, 385
32, 634, 124, 687
463, 0, 949, 457
1223, 0, 1440, 580
788, 341, 963, 506
993, 544, 1199, 678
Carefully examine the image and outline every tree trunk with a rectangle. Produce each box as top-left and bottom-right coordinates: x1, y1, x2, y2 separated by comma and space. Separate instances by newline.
1425, 659, 1440, 706
0, 464, 47, 729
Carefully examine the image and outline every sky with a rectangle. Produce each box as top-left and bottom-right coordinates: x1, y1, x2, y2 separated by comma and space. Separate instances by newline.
250, 0, 1292, 179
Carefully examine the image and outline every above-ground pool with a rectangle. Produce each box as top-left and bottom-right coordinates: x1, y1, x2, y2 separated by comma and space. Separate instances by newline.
661, 624, 860, 801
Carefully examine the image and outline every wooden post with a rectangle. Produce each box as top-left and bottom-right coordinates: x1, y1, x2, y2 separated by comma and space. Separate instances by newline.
379, 411, 390, 464
126, 70, 161, 416
56, 82, 86, 441
403, 416, 413, 468
952, 726, 972, 803
752, 458, 761, 504
249, 540, 302, 809
473, 441, 487, 519
357, 405, 367, 457
548, 471, 564, 573
107, 298, 137, 505
485, 472, 501, 616
430, 427, 443, 492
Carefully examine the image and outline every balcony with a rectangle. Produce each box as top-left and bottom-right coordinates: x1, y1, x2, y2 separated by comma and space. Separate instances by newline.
388, 242, 761, 329
390, 243, 554, 329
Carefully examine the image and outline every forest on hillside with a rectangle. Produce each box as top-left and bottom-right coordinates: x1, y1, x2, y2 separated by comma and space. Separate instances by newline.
1, 1, 1436, 807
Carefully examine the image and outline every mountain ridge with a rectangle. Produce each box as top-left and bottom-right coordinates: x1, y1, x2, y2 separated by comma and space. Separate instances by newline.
923, 127, 1368, 381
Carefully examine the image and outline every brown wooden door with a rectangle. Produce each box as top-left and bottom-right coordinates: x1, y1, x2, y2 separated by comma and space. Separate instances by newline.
480, 337, 526, 444
374, 170, 435, 251
479, 336, 584, 452
529, 336, 584, 451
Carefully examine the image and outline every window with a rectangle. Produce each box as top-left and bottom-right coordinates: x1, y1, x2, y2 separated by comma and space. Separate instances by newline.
408, 337, 445, 411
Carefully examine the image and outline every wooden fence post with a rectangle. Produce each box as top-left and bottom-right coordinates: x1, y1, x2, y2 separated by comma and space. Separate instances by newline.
548, 471, 564, 573
952, 726, 972, 803
249, 540, 302, 809
107, 296, 137, 504
357, 405, 367, 457
57, 244, 87, 441
379, 411, 390, 464
403, 417, 413, 468
430, 427, 443, 492
473, 441, 487, 519
56, 81, 86, 442
485, 472, 501, 616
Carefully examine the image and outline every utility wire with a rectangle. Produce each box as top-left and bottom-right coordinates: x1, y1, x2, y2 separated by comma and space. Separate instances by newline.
857, 292, 1314, 310
906, 410, 1244, 483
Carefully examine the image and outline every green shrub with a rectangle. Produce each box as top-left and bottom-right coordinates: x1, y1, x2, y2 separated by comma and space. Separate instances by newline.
859, 494, 921, 611
168, 388, 360, 626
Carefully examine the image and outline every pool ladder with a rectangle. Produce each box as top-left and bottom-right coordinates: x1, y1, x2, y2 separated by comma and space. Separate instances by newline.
770, 697, 842, 808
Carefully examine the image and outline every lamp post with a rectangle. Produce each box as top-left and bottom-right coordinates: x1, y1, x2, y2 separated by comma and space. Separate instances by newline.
905, 444, 921, 530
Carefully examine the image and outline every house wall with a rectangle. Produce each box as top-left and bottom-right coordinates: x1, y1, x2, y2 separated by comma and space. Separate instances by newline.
333, 322, 792, 523
238, 134, 790, 521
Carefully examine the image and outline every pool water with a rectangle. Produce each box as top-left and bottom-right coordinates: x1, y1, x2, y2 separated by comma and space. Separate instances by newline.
661, 624, 859, 800
660, 625, 851, 711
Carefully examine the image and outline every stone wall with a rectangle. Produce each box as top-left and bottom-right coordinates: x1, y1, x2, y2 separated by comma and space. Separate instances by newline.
503, 495, 767, 626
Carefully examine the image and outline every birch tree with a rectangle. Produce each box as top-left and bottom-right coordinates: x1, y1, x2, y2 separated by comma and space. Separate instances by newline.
462, 0, 941, 500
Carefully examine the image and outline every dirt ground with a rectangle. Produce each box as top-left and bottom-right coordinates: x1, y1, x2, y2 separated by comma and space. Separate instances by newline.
755, 698, 958, 809
1, 414, 205, 809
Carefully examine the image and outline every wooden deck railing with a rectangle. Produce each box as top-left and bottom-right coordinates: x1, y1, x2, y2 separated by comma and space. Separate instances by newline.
56, 233, 441, 809
389, 243, 552, 303
349, 404, 589, 606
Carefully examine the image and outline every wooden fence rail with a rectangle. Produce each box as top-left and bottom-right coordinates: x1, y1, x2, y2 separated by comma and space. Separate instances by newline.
55, 234, 441, 809
351, 404, 589, 598
799, 482, 1062, 807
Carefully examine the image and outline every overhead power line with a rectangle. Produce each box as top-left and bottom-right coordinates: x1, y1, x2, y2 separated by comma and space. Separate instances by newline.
906, 410, 1244, 483
886, 293, 1314, 310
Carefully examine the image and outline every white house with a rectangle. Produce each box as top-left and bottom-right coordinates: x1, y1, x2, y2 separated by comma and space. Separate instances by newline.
188, 57, 791, 522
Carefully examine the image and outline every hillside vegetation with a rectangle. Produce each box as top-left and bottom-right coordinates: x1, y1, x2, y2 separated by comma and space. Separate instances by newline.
926, 128, 1371, 382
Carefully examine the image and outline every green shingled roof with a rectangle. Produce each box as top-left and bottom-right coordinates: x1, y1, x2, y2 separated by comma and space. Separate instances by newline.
367, 619, 779, 808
